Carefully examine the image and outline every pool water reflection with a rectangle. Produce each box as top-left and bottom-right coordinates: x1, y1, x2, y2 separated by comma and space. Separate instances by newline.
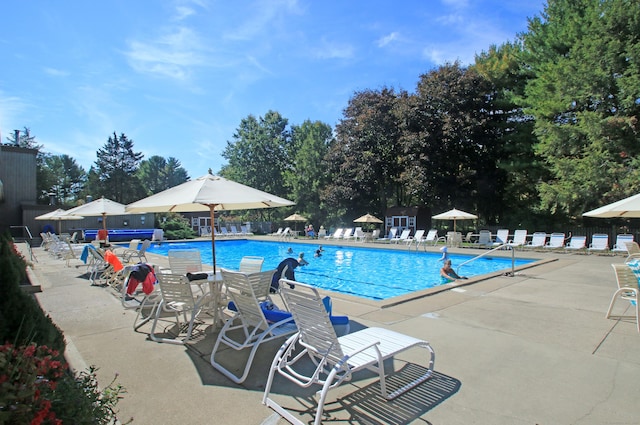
145, 240, 534, 301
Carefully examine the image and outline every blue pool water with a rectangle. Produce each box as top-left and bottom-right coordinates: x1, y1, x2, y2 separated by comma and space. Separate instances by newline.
143, 240, 534, 300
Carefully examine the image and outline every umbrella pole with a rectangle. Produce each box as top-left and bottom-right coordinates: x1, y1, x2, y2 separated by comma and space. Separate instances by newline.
208, 205, 217, 272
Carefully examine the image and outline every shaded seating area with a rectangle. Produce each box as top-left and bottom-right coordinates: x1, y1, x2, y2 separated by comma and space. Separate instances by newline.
263, 280, 435, 425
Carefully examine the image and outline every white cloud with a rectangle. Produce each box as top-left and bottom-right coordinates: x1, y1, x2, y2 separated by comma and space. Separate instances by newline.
125, 27, 206, 81
377, 32, 400, 48
43, 67, 69, 77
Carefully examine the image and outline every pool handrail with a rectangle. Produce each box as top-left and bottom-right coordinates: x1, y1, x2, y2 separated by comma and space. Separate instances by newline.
456, 243, 515, 276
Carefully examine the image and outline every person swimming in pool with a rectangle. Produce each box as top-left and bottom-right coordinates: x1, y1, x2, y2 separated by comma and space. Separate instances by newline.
440, 259, 467, 283
298, 252, 309, 266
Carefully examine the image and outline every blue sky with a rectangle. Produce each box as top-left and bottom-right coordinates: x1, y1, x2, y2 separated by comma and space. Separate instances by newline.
1, 0, 545, 178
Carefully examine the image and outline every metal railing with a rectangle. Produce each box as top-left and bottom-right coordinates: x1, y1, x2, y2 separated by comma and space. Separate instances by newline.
456, 243, 516, 276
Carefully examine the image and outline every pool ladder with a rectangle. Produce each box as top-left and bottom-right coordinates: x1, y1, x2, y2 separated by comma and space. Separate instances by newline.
456, 243, 516, 277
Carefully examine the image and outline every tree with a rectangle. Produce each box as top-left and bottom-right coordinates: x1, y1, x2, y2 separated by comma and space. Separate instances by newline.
323, 88, 405, 223
474, 42, 548, 227
91, 132, 144, 203
136, 155, 189, 195
521, 0, 640, 219
41, 155, 86, 206
220, 111, 291, 220
400, 62, 504, 222
285, 120, 333, 225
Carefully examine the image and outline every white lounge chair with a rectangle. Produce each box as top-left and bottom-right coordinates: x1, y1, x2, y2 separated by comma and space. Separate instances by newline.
509, 229, 528, 247
377, 227, 397, 243
121, 239, 151, 264
149, 273, 211, 344
353, 227, 366, 242
406, 229, 425, 246
612, 234, 634, 253
210, 269, 296, 383
341, 228, 354, 240
524, 232, 547, 250
564, 235, 587, 252
625, 242, 640, 262
419, 229, 444, 247
239, 256, 264, 274
544, 233, 565, 250
327, 228, 344, 239
270, 227, 283, 237
493, 229, 510, 247
607, 263, 640, 332
477, 230, 493, 248
168, 249, 204, 275
392, 228, 411, 244
588, 233, 609, 254
263, 280, 436, 425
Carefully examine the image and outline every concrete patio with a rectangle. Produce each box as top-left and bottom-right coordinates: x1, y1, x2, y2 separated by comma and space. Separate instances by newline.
23, 239, 640, 424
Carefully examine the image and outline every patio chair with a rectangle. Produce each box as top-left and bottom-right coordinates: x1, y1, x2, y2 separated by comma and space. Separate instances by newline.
477, 230, 493, 248
377, 227, 397, 242
606, 263, 639, 332
544, 232, 565, 250
325, 228, 343, 239
564, 235, 587, 252
149, 273, 211, 344
168, 249, 204, 275
280, 227, 292, 240
392, 228, 411, 244
625, 242, 640, 262
270, 227, 283, 237
239, 256, 264, 274
588, 234, 610, 254
121, 239, 151, 264
419, 229, 444, 247
509, 229, 528, 248
353, 227, 366, 242
612, 234, 634, 253
406, 229, 425, 246
524, 232, 547, 250
493, 229, 510, 247
210, 269, 296, 384
263, 280, 436, 425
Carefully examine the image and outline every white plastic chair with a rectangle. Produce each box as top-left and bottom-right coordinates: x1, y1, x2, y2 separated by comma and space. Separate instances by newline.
263, 280, 436, 425
607, 263, 640, 332
210, 269, 296, 383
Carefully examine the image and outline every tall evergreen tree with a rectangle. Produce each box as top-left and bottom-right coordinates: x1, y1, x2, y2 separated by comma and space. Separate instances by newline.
521, 0, 640, 219
285, 120, 333, 225
92, 132, 143, 203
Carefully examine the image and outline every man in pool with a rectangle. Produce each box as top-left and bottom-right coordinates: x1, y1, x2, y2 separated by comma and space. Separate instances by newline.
440, 259, 467, 283
298, 252, 309, 266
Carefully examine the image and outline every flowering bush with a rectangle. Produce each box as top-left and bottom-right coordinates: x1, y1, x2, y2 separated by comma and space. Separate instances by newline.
0, 343, 129, 424
0, 343, 65, 424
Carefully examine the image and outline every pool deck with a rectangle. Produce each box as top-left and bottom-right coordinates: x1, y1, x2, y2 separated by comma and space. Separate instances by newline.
23, 237, 640, 424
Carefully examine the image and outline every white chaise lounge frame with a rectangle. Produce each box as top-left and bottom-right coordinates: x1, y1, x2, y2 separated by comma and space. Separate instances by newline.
263, 280, 435, 425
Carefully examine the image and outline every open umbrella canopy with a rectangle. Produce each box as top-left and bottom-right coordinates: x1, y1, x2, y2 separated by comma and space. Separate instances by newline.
353, 213, 383, 224
65, 197, 127, 230
432, 208, 478, 232
126, 174, 295, 271
284, 213, 307, 222
35, 208, 84, 234
583, 193, 640, 218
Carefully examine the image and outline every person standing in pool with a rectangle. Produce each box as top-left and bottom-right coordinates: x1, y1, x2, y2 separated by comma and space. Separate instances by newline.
440, 259, 467, 283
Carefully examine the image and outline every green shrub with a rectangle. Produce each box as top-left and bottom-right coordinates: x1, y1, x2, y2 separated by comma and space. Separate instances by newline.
0, 232, 130, 424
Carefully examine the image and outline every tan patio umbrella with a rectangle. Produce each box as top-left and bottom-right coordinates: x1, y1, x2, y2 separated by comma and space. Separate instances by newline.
35, 208, 84, 234
64, 197, 127, 230
432, 208, 478, 232
583, 193, 640, 218
284, 213, 307, 232
353, 213, 383, 224
126, 173, 295, 272
353, 213, 383, 231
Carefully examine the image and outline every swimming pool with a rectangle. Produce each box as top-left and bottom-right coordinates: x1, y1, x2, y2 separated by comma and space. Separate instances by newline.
144, 240, 534, 301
